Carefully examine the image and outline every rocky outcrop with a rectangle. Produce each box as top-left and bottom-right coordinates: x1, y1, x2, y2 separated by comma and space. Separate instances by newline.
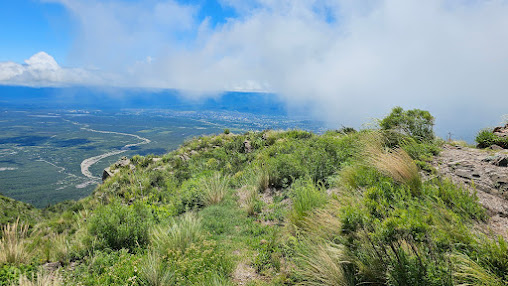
482, 154, 508, 167
243, 140, 252, 153
434, 145, 508, 238
493, 124, 508, 137
102, 157, 134, 182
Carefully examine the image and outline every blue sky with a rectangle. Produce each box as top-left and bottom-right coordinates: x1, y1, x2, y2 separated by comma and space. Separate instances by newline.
1, 0, 508, 139
0, 1, 72, 63
0, 0, 236, 65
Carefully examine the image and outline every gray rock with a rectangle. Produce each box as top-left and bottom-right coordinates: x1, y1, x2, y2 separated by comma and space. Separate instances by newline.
491, 174, 508, 185
243, 140, 252, 153
455, 169, 472, 179
490, 145, 504, 151
483, 154, 508, 167
102, 167, 115, 182
179, 154, 190, 161
493, 155, 508, 167
115, 156, 130, 168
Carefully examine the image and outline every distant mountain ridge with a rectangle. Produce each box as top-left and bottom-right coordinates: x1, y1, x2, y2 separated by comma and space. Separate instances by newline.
0, 85, 286, 115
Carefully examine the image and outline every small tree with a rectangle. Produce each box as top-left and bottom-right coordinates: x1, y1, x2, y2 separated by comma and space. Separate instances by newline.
380, 107, 435, 142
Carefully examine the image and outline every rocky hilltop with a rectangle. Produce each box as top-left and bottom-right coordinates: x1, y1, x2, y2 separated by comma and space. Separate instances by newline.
434, 144, 508, 238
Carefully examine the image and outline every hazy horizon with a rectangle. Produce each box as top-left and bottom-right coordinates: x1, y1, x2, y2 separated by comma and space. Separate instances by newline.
1, 0, 508, 141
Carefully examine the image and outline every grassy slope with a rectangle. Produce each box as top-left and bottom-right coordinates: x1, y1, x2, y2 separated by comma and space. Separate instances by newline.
1, 129, 507, 285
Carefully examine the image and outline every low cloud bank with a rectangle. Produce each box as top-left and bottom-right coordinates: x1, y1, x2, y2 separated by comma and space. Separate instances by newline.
0, 52, 104, 86
1, 0, 508, 139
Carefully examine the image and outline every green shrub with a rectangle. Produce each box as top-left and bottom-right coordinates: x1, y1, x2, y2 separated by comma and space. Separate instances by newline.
0, 264, 37, 286
87, 201, 153, 251
69, 249, 140, 285
168, 239, 233, 285
476, 129, 508, 148
380, 107, 435, 142
252, 230, 282, 274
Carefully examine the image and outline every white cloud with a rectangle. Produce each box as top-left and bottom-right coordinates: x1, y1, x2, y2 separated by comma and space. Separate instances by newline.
0, 52, 103, 86
3, 0, 508, 138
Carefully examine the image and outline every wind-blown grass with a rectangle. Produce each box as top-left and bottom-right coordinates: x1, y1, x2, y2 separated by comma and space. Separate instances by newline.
361, 132, 422, 194
293, 239, 350, 286
0, 219, 31, 265
452, 254, 504, 286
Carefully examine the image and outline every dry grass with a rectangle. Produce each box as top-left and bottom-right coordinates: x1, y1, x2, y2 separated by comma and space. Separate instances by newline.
294, 240, 350, 286
14, 270, 62, 286
361, 132, 422, 194
452, 254, 504, 286
0, 219, 31, 265
299, 202, 342, 240
203, 173, 230, 206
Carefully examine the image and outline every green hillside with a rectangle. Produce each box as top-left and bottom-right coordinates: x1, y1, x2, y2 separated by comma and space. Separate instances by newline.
1, 108, 507, 286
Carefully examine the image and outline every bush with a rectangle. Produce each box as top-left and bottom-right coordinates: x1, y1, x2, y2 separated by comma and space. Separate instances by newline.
380, 107, 435, 142
87, 202, 153, 251
476, 129, 508, 149
167, 240, 233, 285
69, 249, 140, 285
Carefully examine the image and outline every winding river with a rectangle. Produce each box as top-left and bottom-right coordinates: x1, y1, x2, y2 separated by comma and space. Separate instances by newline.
64, 120, 151, 181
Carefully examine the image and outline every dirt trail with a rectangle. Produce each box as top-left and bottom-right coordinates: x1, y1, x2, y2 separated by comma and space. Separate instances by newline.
433, 144, 508, 239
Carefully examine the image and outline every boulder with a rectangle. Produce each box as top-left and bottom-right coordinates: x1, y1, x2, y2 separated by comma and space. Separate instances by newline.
102, 157, 134, 182
489, 145, 504, 151
482, 154, 508, 167
115, 156, 130, 168
102, 167, 115, 181
243, 140, 252, 153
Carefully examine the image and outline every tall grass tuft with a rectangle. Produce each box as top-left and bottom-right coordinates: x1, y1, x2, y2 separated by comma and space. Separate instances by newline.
289, 179, 328, 228
293, 239, 350, 286
0, 218, 31, 265
299, 203, 342, 240
15, 270, 62, 286
151, 212, 203, 254
138, 251, 174, 286
361, 132, 422, 194
243, 186, 261, 216
255, 167, 270, 193
203, 173, 230, 206
452, 254, 504, 286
